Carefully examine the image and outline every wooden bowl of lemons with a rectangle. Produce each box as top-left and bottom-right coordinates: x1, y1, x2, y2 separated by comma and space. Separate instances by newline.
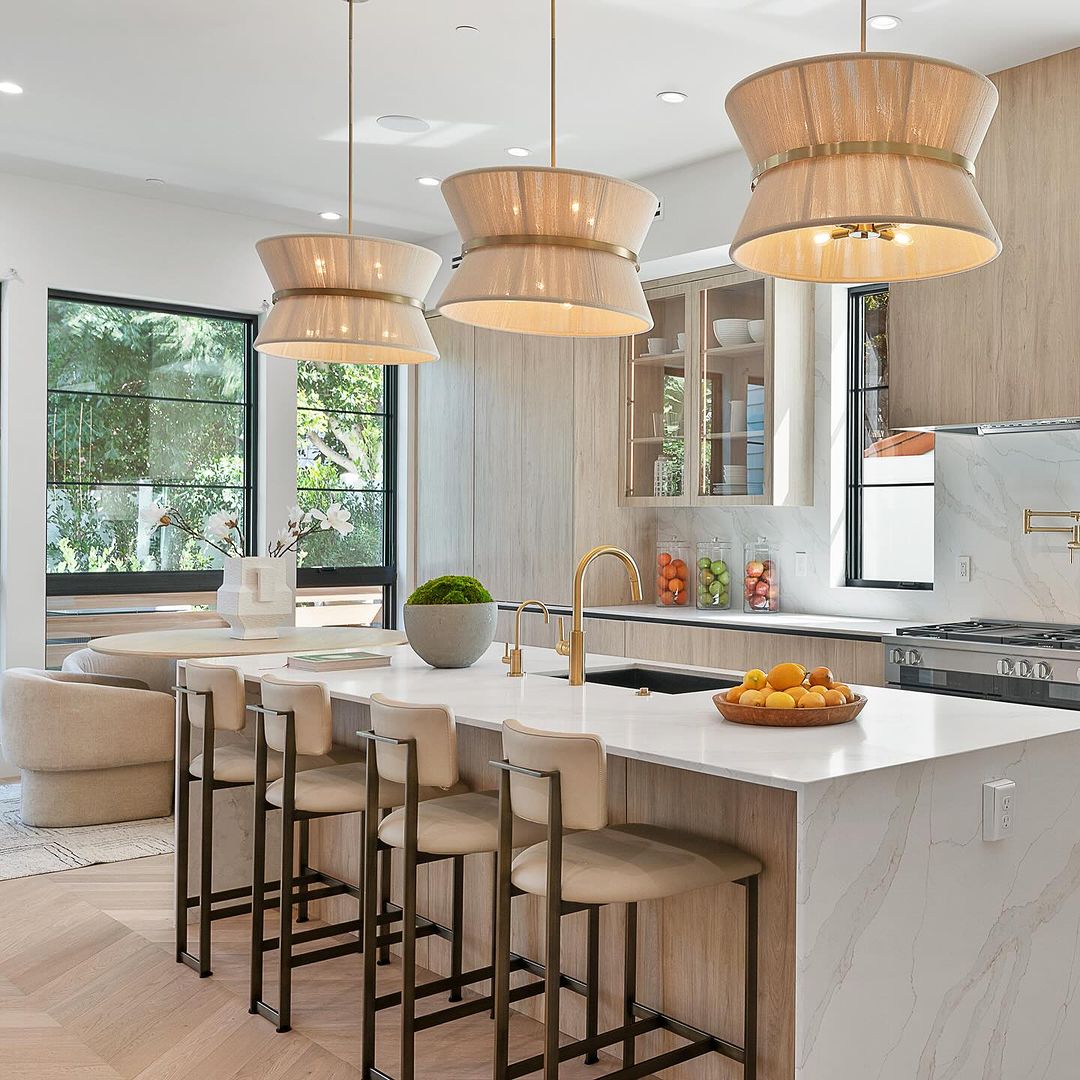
712, 663, 867, 728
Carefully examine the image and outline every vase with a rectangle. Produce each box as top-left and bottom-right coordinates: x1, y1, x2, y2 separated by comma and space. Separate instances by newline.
403, 602, 497, 668
216, 557, 294, 639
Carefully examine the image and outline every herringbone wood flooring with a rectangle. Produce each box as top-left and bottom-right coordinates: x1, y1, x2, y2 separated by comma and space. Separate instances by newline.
0, 855, 653, 1079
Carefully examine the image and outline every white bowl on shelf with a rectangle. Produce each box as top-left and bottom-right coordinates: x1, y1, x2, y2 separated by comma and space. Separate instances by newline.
646, 337, 667, 356
747, 319, 766, 343
712, 319, 752, 347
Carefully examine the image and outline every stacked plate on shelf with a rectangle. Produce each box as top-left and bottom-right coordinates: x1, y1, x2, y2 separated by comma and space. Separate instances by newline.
712, 464, 747, 495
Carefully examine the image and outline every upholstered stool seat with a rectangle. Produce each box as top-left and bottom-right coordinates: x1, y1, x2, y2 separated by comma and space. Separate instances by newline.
380, 789, 547, 855
511, 822, 762, 904
190, 746, 280, 784
265, 762, 464, 815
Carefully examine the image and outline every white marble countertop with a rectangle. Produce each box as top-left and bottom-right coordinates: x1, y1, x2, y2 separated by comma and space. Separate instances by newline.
192, 643, 1080, 793
499, 601, 903, 641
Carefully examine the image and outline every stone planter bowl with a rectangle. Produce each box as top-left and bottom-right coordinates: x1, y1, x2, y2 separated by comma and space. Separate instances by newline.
404, 601, 497, 669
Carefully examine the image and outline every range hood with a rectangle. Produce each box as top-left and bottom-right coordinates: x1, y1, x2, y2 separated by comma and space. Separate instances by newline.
901, 417, 1080, 436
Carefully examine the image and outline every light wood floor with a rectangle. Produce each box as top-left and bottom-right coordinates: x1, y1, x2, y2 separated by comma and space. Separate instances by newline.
0, 855, 654, 1079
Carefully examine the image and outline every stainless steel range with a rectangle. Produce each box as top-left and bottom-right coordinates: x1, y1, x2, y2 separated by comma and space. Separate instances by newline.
884, 620, 1080, 708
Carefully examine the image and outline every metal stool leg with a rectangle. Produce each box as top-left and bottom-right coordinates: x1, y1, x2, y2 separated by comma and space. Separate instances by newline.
297, 819, 310, 923
361, 752, 380, 1079
174, 695, 191, 967
276, 728, 298, 1033
493, 770, 514, 1080
542, 778, 564, 1080
399, 747, 420, 1080
249, 716, 269, 1015
196, 716, 216, 977
623, 902, 637, 1069
378, 808, 392, 966
448, 854, 465, 1002
583, 904, 600, 1064
744, 876, 759, 1080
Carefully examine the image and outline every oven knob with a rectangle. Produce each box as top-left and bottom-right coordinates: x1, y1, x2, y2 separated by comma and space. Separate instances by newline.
1017, 659, 1034, 678
997, 658, 1014, 676
1035, 661, 1053, 680
908, 649, 922, 666
890, 648, 906, 665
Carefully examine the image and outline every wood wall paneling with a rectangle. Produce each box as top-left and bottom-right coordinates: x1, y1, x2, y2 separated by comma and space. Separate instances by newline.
416, 317, 476, 581
890, 48, 1080, 428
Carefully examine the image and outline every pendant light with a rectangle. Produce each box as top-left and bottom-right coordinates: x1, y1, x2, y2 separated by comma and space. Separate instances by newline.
254, 1, 441, 364
436, 0, 658, 337
724, 0, 1002, 283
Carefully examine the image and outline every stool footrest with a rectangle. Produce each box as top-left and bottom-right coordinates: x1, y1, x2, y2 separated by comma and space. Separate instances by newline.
260, 918, 364, 953
631, 1002, 746, 1064
290, 938, 364, 969
506, 1015, 663, 1079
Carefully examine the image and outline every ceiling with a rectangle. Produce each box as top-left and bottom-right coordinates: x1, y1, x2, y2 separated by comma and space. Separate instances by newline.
2, 0, 1079, 243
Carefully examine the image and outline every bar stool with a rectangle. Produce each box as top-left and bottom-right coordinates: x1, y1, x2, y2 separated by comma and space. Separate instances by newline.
249, 675, 459, 1033
174, 660, 289, 978
359, 693, 547, 1080
492, 718, 762, 1080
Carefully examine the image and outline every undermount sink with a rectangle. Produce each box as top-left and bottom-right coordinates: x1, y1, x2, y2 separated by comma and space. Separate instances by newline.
539, 664, 739, 695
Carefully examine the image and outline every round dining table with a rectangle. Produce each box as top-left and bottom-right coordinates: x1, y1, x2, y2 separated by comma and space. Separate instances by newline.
86, 624, 407, 659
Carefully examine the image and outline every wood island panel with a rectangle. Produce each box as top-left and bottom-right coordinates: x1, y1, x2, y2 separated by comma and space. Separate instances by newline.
309, 706, 797, 1079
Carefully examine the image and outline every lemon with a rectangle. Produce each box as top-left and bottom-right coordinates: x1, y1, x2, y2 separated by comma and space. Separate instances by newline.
765, 691, 796, 709
798, 692, 827, 708
766, 662, 807, 691
738, 689, 766, 707
744, 669, 768, 690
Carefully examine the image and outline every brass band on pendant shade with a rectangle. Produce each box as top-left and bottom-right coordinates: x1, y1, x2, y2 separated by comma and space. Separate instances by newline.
254, 234, 441, 364
436, 166, 659, 337
725, 52, 1002, 283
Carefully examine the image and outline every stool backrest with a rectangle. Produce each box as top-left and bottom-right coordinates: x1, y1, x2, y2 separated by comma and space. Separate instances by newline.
183, 661, 247, 732
369, 693, 459, 789
259, 674, 332, 756
502, 718, 607, 831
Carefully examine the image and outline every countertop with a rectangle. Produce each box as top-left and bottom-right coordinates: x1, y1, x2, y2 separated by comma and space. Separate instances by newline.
195, 643, 1080, 793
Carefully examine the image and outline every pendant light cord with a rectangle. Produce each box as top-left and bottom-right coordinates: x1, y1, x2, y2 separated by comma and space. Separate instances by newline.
860, 0, 866, 51
550, 0, 557, 168
348, 0, 355, 235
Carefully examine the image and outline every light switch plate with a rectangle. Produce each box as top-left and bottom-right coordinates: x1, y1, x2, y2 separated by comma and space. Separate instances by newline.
983, 778, 1016, 841
794, 551, 808, 577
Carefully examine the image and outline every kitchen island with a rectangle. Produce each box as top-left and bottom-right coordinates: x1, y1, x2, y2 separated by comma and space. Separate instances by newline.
196, 643, 1080, 1080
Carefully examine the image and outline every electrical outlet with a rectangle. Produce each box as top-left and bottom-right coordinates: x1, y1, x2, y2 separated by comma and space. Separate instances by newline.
957, 555, 972, 582
794, 551, 808, 577
983, 778, 1016, 841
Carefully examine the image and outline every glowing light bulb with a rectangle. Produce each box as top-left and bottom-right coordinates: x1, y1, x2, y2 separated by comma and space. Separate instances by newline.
893, 229, 913, 246
813, 231, 833, 246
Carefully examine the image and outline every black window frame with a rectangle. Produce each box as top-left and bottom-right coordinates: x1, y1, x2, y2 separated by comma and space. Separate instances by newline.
845, 283, 933, 591
45, 290, 260, 597
295, 363, 397, 621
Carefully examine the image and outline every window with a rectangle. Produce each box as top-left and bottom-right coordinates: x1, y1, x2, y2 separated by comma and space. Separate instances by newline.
295, 362, 396, 615
846, 286, 934, 589
46, 293, 257, 594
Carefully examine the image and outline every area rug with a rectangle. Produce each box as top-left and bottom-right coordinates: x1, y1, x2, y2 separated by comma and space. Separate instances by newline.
0, 783, 174, 881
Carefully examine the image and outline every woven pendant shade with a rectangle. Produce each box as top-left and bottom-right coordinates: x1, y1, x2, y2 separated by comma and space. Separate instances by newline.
725, 52, 1001, 283
436, 166, 658, 336
254, 234, 441, 365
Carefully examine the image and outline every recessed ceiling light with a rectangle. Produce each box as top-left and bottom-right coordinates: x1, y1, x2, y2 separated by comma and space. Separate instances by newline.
0, 81, 24, 95
144, 177, 166, 186
657, 90, 688, 104
377, 114, 430, 133
416, 176, 442, 187
506, 146, 531, 158
455, 24, 479, 35
867, 14, 902, 30
319, 210, 342, 221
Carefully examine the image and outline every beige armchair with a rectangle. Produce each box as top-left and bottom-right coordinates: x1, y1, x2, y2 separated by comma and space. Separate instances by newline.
0, 668, 175, 827
63, 647, 177, 695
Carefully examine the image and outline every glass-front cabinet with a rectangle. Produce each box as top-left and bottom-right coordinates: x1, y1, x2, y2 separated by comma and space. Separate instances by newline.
620, 265, 814, 507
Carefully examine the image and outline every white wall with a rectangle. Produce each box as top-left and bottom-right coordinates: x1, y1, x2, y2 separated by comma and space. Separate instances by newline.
0, 170, 301, 773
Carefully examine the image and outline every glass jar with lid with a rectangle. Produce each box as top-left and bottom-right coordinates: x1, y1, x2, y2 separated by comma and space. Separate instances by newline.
743, 536, 780, 613
695, 538, 732, 609
655, 538, 691, 607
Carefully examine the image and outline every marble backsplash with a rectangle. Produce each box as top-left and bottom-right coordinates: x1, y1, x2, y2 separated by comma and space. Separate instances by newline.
655, 286, 1080, 626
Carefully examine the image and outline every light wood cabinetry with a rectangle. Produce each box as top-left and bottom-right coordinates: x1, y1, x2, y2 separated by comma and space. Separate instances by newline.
620, 265, 814, 507
624, 621, 884, 686
890, 48, 1080, 429
415, 318, 653, 606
